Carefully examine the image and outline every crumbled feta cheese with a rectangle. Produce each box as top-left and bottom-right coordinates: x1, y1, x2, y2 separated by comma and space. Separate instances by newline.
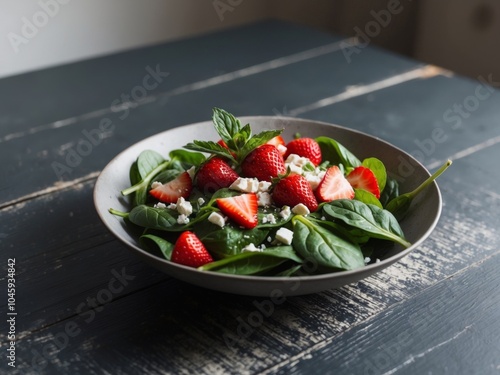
167, 203, 177, 210
257, 192, 272, 207
304, 173, 322, 190
279, 206, 291, 220
208, 212, 226, 227
364, 257, 371, 264
258, 181, 272, 192
186, 166, 196, 180
242, 243, 262, 253
262, 213, 276, 225
277, 144, 287, 155
151, 181, 163, 189
267, 236, 272, 243
176, 197, 193, 216
177, 214, 190, 225
375, 258, 381, 263
275, 227, 294, 245
321, 216, 326, 221
229, 177, 259, 193
197, 197, 205, 206
154, 202, 167, 209
292, 203, 310, 216
286, 163, 303, 175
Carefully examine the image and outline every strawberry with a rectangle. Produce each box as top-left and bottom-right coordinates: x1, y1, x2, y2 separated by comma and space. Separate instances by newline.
284, 138, 322, 166
346, 166, 381, 198
272, 174, 318, 212
315, 166, 355, 203
171, 231, 213, 268
196, 157, 239, 194
216, 193, 258, 229
241, 144, 286, 182
266, 135, 287, 156
149, 171, 192, 203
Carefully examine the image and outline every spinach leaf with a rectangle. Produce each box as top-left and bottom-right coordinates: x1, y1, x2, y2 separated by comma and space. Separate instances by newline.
386, 160, 451, 220
152, 169, 180, 184
292, 216, 364, 271
273, 264, 303, 277
362, 157, 387, 192
380, 177, 400, 207
121, 161, 170, 197
129, 161, 141, 185
316, 136, 361, 168
322, 199, 411, 248
137, 150, 165, 179
128, 205, 178, 230
257, 207, 293, 228
169, 149, 205, 167
200, 226, 269, 258
354, 189, 383, 208
140, 234, 174, 260
198, 246, 302, 275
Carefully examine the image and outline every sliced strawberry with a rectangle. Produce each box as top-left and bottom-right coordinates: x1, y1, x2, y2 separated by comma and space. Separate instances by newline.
216, 193, 258, 229
149, 171, 192, 203
315, 166, 355, 203
346, 166, 380, 199
266, 135, 287, 156
196, 157, 239, 194
171, 231, 213, 268
241, 144, 286, 182
272, 174, 318, 212
284, 138, 322, 166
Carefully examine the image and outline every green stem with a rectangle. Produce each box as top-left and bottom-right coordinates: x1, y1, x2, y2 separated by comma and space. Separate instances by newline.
409, 160, 452, 198
109, 208, 129, 218
121, 161, 170, 196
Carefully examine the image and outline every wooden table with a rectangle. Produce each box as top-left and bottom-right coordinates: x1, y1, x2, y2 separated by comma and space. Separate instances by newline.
2, 20, 499, 374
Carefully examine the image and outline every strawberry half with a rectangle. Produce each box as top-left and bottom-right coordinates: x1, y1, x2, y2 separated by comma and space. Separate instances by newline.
315, 166, 355, 203
284, 138, 322, 166
171, 231, 213, 268
346, 166, 381, 198
272, 174, 318, 212
216, 193, 258, 229
149, 171, 192, 203
241, 144, 286, 182
196, 157, 239, 194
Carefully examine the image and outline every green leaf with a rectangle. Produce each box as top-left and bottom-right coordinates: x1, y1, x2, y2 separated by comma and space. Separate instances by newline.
212, 107, 241, 143
380, 177, 400, 207
322, 199, 411, 248
121, 161, 170, 196
169, 149, 206, 167
362, 157, 387, 192
140, 234, 174, 260
354, 188, 383, 209
137, 150, 165, 179
199, 226, 269, 258
292, 216, 365, 271
386, 160, 451, 220
128, 205, 178, 230
257, 207, 293, 228
198, 246, 302, 275
129, 161, 141, 185
239, 129, 283, 160
184, 140, 235, 161
316, 136, 361, 168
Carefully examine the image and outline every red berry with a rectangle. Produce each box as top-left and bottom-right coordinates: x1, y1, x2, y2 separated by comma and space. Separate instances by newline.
241, 144, 286, 182
149, 172, 192, 203
272, 174, 318, 212
196, 157, 239, 194
216, 193, 258, 229
285, 138, 322, 166
315, 166, 355, 203
171, 231, 213, 268
346, 166, 381, 198
266, 135, 287, 156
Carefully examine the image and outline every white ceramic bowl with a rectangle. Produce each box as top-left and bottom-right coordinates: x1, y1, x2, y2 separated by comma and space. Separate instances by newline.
94, 117, 441, 296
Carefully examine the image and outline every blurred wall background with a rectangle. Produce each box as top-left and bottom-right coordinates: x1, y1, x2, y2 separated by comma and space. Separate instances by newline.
1, 0, 498, 79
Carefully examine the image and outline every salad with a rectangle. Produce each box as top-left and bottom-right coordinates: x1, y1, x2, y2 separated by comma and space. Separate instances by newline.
110, 108, 450, 277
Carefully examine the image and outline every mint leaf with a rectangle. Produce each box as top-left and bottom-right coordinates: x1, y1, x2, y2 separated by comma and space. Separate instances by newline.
212, 108, 241, 144
240, 129, 283, 159
184, 140, 235, 162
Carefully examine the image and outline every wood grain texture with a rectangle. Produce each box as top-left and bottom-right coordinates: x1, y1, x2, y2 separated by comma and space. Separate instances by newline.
1, 20, 499, 375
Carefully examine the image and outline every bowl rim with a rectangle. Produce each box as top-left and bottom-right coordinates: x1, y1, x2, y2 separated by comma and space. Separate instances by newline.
93, 116, 442, 285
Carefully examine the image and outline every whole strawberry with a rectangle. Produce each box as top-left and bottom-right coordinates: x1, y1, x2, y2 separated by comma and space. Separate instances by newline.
241, 144, 286, 182
196, 157, 239, 194
272, 174, 318, 212
285, 138, 322, 166
171, 231, 213, 268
